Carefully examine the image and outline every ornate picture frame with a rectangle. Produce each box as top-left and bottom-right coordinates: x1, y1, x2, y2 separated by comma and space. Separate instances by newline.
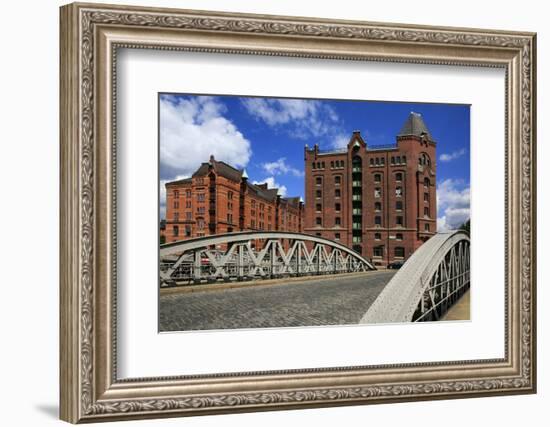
60, 2, 536, 423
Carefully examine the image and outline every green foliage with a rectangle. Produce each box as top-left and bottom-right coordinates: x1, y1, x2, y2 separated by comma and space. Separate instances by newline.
459, 219, 470, 235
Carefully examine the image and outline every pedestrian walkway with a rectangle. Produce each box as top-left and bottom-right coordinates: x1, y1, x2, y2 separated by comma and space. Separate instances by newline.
441, 290, 470, 321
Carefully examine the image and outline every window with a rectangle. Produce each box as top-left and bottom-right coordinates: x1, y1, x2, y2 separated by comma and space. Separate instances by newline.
424, 207, 429, 217
334, 175, 341, 185
396, 201, 403, 211
173, 212, 179, 222
374, 173, 381, 183
186, 201, 191, 208
197, 193, 205, 202
374, 232, 381, 240
316, 203, 322, 212
381, 157, 385, 165
334, 233, 340, 240
395, 156, 401, 165
424, 177, 430, 187
375, 202, 382, 211
395, 187, 403, 197
335, 217, 341, 226
425, 223, 430, 231
316, 176, 322, 185
173, 199, 179, 209
375, 216, 382, 226
185, 190, 191, 198
375, 158, 380, 166
227, 213, 233, 223
172, 226, 179, 236
335, 203, 341, 212
396, 216, 404, 226
185, 226, 191, 237
173, 190, 179, 198
186, 212, 192, 220
369, 158, 374, 166
396, 233, 403, 240
352, 236, 362, 243
321, 161, 325, 169
402, 156, 406, 164
373, 246, 384, 257
312, 162, 316, 170
424, 192, 430, 202
330, 161, 334, 168
198, 219, 205, 230
391, 156, 395, 165
394, 247, 405, 258
316, 217, 322, 226
335, 189, 341, 198
374, 188, 381, 198
396, 172, 403, 182
316, 190, 322, 198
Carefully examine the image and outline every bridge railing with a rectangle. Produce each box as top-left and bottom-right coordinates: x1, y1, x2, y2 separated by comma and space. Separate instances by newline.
159, 231, 376, 286
360, 230, 470, 323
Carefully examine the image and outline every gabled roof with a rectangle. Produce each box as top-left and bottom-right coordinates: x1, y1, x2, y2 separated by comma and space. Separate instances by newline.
398, 112, 433, 140
282, 196, 301, 208
246, 181, 278, 202
191, 157, 243, 182
165, 177, 192, 186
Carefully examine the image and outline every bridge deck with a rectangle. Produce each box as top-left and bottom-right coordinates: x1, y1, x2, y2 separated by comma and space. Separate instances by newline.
160, 271, 396, 332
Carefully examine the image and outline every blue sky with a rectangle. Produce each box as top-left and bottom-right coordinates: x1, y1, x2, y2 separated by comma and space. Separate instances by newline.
159, 94, 470, 231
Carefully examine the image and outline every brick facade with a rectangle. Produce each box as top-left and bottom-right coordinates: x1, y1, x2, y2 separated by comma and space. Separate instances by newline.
304, 112, 437, 267
164, 155, 304, 244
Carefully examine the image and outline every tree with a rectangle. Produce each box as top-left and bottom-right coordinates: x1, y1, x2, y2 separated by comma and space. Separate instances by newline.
459, 219, 470, 235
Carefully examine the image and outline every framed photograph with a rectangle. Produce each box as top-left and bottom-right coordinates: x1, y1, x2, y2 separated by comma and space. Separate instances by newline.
60, 2, 536, 423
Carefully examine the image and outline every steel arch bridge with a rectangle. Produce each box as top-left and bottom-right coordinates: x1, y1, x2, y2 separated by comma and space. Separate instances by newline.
160, 231, 376, 286
360, 230, 470, 323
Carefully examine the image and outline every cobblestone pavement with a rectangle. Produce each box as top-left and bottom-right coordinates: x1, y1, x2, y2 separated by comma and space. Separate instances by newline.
160, 271, 396, 332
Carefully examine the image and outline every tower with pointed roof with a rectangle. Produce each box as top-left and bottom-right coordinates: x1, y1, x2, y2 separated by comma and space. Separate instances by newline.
304, 112, 437, 267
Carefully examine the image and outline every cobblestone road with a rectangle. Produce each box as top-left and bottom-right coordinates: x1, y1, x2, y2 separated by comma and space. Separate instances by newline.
160, 271, 396, 332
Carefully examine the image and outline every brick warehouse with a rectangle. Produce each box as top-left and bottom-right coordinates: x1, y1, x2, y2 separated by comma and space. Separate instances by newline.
164, 155, 304, 244
304, 112, 437, 267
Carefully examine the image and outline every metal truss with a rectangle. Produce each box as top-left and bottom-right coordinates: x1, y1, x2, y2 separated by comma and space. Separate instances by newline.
360, 230, 470, 323
160, 231, 376, 286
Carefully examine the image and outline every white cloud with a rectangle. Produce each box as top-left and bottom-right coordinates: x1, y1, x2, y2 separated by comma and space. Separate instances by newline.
439, 148, 467, 162
437, 179, 470, 231
160, 95, 251, 179
241, 98, 341, 141
332, 133, 350, 149
261, 157, 304, 177
252, 176, 288, 197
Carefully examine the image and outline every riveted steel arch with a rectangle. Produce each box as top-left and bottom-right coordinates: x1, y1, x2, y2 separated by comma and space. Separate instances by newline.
360, 230, 470, 323
160, 231, 376, 286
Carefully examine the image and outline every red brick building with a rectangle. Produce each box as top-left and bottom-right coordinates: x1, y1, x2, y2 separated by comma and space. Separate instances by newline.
304, 112, 437, 267
164, 155, 304, 243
